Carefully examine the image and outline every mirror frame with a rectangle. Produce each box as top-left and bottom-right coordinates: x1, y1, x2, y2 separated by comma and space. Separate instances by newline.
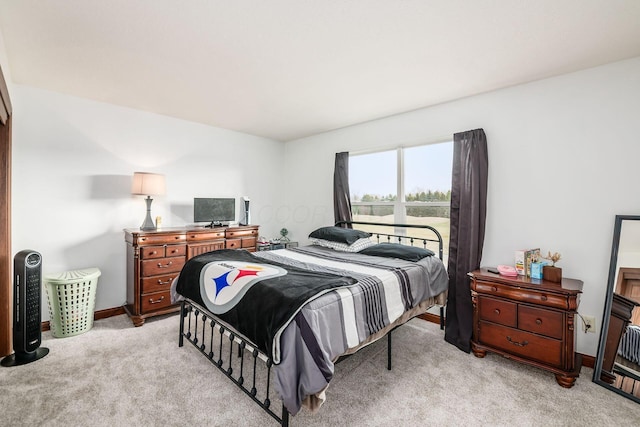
592, 214, 640, 403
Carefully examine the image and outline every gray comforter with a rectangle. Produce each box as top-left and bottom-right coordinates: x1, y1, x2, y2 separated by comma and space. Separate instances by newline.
252, 246, 448, 415
172, 245, 448, 415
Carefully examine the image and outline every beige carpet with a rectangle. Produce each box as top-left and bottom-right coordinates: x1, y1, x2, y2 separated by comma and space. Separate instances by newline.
1, 314, 639, 426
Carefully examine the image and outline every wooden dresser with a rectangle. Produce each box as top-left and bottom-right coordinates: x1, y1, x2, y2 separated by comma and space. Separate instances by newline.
124, 225, 259, 326
469, 268, 583, 388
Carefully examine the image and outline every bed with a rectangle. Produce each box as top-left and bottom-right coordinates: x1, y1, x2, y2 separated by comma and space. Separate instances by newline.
173, 221, 449, 425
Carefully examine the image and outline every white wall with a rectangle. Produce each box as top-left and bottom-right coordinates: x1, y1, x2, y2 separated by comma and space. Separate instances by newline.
10, 85, 285, 320
283, 56, 640, 356
0, 24, 11, 84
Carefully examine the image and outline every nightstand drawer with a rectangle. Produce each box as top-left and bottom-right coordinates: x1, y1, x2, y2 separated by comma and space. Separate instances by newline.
479, 321, 562, 368
141, 273, 178, 293
518, 305, 563, 339
478, 296, 516, 327
141, 256, 185, 276
475, 280, 569, 310
141, 291, 173, 313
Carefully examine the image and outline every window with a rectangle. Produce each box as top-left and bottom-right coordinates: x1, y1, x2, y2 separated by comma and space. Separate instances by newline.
349, 141, 453, 258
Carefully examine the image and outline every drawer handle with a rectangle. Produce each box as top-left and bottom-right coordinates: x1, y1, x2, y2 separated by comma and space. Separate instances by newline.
149, 296, 165, 304
535, 318, 542, 325
491, 286, 498, 292
494, 309, 500, 315
169, 249, 179, 254
150, 250, 157, 255
506, 336, 529, 347
540, 295, 548, 301
157, 261, 173, 268
157, 278, 173, 285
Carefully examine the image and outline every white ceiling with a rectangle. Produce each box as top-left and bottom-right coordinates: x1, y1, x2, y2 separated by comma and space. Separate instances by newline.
1, 1, 640, 142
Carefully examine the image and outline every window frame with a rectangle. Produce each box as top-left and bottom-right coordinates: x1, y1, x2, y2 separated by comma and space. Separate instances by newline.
349, 141, 452, 226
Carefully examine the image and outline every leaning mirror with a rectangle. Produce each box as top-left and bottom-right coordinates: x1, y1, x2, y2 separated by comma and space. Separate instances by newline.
593, 215, 640, 403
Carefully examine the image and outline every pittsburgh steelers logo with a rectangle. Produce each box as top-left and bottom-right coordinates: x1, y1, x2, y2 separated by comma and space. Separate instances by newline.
199, 261, 286, 314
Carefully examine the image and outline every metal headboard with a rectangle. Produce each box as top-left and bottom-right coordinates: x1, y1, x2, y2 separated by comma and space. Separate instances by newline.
335, 220, 444, 261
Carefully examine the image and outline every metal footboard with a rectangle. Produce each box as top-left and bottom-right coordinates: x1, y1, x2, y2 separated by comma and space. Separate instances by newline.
178, 299, 399, 425
179, 300, 290, 426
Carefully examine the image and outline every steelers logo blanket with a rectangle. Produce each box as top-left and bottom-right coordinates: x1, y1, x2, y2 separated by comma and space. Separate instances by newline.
175, 249, 357, 362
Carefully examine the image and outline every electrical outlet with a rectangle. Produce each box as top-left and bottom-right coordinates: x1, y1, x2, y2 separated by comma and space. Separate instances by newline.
583, 315, 596, 334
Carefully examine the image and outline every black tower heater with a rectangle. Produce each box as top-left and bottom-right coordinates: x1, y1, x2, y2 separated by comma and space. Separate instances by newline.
1, 250, 49, 367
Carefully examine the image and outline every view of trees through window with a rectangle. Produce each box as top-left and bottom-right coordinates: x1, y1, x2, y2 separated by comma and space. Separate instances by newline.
349, 141, 453, 259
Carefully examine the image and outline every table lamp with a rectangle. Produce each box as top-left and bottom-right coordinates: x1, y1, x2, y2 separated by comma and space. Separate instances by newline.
131, 172, 165, 230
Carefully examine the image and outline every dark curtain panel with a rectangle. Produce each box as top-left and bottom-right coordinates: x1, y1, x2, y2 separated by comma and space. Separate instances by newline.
333, 152, 353, 227
444, 128, 488, 353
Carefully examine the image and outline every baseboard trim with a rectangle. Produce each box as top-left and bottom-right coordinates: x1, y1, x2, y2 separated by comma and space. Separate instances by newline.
41, 306, 126, 332
41, 308, 598, 368
581, 353, 595, 369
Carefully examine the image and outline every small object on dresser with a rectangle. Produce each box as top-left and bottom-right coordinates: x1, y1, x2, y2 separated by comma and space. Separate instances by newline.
530, 261, 547, 280
515, 248, 540, 276
525, 248, 540, 277
515, 250, 526, 275
542, 251, 562, 283
497, 265, 518, 277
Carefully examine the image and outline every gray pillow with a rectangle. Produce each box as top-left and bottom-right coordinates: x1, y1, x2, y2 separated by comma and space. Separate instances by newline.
359, 243, 435, 262
308, 226, 371, 245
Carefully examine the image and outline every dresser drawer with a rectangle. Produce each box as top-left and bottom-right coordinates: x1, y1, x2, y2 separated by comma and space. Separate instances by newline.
226, 228, 258, 238
478, 321, 562, 368
225, 239, 241, 249
141, 246, 164, 259
141, 273, 178, 293
241, 237, 256, 248
141, 244, 186, 259
478, 296, 517, 327
518, 305, 564, 339
140, 290, 174, 313
475, 280, 570, 310
187, 231, 225, 241
141, 256, 185, 276
137, 234, 186, 245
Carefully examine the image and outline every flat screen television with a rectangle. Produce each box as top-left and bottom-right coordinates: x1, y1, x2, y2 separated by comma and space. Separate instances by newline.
194, 198, 235, 227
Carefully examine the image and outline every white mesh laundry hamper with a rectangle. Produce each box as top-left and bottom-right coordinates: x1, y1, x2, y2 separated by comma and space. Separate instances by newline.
44, 268, 101, 338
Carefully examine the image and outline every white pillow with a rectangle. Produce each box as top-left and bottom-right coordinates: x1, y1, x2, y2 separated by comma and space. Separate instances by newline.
310, 237, 375, 252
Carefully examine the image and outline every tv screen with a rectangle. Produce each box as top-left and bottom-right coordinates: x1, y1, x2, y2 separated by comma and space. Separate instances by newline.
194, 198, 236, 225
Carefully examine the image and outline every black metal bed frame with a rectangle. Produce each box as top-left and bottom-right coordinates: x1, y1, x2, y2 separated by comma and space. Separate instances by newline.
336, 220, 446, 329
178, 221, 446, 426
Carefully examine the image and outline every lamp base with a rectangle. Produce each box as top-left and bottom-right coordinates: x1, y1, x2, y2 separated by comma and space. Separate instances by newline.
140, 196, 156, 231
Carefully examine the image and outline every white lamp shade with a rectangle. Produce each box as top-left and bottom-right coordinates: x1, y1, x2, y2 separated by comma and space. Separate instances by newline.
131, 172, 166, 196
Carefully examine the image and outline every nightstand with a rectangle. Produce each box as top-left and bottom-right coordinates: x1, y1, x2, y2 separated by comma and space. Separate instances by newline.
469, 268, 583, 388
